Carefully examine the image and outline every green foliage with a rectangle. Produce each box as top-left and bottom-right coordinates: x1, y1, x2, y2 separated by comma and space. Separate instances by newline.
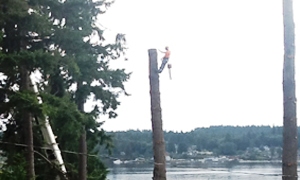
87, 156, 108, 180
0, 154, 27, 180
0, 0, 129, 179
106, 126, 285, 160
218, 142, 237, 155
108, 130, 153, 159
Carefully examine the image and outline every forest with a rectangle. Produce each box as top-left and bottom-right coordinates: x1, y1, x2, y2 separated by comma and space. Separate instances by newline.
0, 0, 128, 179
107, 126, 287, 160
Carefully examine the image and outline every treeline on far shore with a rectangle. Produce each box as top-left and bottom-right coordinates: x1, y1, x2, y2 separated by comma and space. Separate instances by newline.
104, 125, 291, 160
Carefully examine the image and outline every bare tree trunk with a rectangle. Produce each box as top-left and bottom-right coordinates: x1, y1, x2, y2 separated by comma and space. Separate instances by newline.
20, 66, 35, 180
78, 129, 87, 180
282, 0, 297, 179
148, 49, 166, 180
77, 82, 87, 180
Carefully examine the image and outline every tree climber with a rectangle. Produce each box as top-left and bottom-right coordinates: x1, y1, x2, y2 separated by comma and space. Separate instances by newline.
158, 46, 170, 73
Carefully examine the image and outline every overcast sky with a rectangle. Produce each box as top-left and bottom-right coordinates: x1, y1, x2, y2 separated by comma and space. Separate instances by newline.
88, 0, 300, 132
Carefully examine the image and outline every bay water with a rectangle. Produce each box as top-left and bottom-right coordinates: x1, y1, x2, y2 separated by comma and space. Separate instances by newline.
107, 163, 288, 180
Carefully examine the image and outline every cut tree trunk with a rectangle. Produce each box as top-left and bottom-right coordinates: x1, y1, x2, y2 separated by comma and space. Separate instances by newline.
282, 0, 297, 179
148, 49, 166, 180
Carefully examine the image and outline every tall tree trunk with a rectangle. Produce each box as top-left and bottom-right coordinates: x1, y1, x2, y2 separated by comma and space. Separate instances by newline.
78, 129, 87, 180
20, 66, 35, 180
148, 49, 166, 180
282, 0, 297, 179
77, 82, 87, 180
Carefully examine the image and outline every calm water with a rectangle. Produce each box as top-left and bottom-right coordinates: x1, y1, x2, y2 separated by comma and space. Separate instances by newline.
107, 163, 286, 180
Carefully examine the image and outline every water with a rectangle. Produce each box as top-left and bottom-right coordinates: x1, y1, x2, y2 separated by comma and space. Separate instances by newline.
107, 163, 284, 180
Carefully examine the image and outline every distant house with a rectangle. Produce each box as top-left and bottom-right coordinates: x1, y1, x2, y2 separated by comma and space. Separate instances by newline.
166, 155, 171, 161
113, 159, 122, 165
165, 152, 171, 161
198, 150, 213, 155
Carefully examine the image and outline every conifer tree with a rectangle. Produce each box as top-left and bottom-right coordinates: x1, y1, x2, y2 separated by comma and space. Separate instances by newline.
49, 1, 128, 178
0, 0, 129, 179
0, 1, 57, 179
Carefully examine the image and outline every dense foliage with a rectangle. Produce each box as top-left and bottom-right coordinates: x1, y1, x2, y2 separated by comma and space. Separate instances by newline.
108, 126, 286, 159
0, 0, 129, 179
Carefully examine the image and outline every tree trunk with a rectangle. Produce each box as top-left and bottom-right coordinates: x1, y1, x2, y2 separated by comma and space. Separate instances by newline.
282, 0, 297, 179
77, 83, 87, 180
148, 49, 166, 180
78, 129, 87, 180
20, 66, 35, 180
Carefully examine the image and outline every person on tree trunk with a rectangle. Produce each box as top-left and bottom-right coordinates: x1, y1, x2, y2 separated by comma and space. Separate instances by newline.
158, 46, 170, 73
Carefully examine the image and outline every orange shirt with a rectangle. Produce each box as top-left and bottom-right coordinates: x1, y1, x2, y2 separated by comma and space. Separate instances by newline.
164, 50, 171, 58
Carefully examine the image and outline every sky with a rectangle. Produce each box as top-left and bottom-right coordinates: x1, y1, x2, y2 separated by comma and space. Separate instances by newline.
87, 0, 300, 132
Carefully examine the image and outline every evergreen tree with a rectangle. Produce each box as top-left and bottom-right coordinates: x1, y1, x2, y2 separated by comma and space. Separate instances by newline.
0, 0, 129, 179
45, 0, 129, 179
0, 0, 57, 179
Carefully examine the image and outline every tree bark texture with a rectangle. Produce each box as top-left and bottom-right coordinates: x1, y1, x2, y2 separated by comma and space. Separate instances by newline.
282, 0, 297, 179
77, 82, 87, 180
20, 66, 35, 180
78, 129, 87, 180
148, 49, 166, 180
